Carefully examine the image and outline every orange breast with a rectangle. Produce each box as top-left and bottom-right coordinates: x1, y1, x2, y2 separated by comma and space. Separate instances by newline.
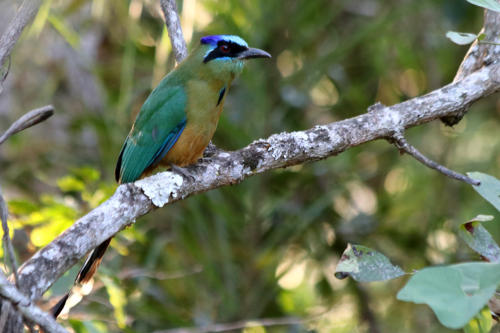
153, 78, 228, 169
161, 122, 216, 166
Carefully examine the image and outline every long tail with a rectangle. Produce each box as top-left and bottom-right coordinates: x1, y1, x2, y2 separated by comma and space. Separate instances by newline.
51, 237, 112, 318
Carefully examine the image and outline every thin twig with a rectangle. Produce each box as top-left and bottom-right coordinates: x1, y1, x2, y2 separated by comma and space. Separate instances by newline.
479, 41, 500, 46
0, 301, 12, 332
153, 316, 303, 333
390, 132, 480, 186
117, 266, 203, 280
0, 0, 43, 68
80, 266, 204, 297
0, 271, 68, 333
0, 185, 19, 286
1, 56, 10, 83
159, 0, 188, 63
0, 105, 54, 145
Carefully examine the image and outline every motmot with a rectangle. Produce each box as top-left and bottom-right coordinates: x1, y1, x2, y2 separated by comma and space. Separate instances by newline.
52, 35, 271, 317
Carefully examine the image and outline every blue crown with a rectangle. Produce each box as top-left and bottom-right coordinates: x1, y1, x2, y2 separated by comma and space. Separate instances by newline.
200, 35, 248, 48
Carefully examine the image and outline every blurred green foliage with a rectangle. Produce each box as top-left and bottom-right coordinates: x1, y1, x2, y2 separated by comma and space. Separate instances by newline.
0, 0, 499, 332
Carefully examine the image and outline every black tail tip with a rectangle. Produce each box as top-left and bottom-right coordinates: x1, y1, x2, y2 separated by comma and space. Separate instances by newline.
51, 293, 69, 318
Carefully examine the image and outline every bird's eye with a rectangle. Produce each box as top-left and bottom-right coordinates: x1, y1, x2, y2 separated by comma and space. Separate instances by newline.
219, 44, 230, 53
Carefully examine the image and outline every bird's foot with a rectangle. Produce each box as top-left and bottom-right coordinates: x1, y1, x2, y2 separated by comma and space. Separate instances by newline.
170, 164, 195, 182
203, 142, 221, 157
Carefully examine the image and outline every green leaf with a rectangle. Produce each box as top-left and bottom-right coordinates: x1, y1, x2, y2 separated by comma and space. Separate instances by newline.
459, 215, 500, 263
57, 175, 86, 192
463, 308, 493, 333
468, 172, 500, 212
335, 244, 406, 282
8, 199, 39, 215
71, 166, 100, 183
397, 262, 500, 329
446, 31, 478, 45
28, 0, 52, 37
466, 0, 500, 12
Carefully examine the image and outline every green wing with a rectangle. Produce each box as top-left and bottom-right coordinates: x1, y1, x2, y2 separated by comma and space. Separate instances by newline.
116, 84, 187, 183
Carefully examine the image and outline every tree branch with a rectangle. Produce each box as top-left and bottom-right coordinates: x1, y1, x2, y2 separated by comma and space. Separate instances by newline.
14, 61, 500, 301
0, 184, 19, 286
0, 105, 54, 145
0, 0, 43, 68
0, 271, 68, 333
455, 9, 500, 81
441, 8, 500, 126
389, 132, 480, 186
159, 0, 188, 63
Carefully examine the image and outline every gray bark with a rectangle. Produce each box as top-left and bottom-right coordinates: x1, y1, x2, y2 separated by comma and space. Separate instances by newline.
160, 0, 188, 63
0, 0, 42, 67
0, 272, 67, 333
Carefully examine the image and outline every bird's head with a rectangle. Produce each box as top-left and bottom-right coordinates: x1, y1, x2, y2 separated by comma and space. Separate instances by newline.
194, 35, 271, 79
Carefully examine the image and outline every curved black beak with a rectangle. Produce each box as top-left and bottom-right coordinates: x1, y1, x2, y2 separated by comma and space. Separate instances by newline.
238, 47, 272, 60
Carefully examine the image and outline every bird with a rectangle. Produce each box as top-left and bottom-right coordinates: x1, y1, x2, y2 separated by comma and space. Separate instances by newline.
51, 34, 271, 318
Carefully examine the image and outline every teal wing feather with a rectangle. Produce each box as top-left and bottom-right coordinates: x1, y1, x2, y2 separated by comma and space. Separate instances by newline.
116, 84, 187, 183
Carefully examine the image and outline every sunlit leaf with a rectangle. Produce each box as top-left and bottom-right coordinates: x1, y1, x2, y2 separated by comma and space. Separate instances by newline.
466, 0, 500, 12
8, 200, 39, 215
459, 215, 500, 263
24, 197, 78, 246
28, 0, 52, 37
446, 31, 478, 45
468, 172, 500, 212
82, 186, 114, 208
57, 175, 86, 192
335, 244, 406, 282
72, 166, 100, 183
397, 262, 500, 329
463, 307, 493, 333
30, 211, 74, 247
